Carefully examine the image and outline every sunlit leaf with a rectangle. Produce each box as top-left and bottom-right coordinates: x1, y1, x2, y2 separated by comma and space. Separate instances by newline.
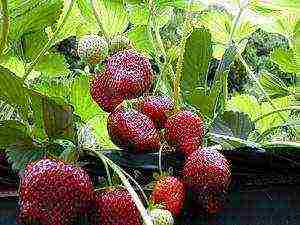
0, 66, 31, 121
128, 26, 156, 56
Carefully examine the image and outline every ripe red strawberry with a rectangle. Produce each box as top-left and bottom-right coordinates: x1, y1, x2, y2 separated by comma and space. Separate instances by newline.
138, 96, 174, 129
90, 49, 154, 112
150, 176, 185, 216
95, 187, 142, 225
182, 148, 231, 214
107, 107, 161, 153
18, 159, 97, 225
105, 49, 154, 99
164, 110, 204, 156
90, 73, 124, 112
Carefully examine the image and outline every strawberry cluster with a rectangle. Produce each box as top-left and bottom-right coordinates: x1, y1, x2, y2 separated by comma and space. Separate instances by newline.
17, 37, 232, 225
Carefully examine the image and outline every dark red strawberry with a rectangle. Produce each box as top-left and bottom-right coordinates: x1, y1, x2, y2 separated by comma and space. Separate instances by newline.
107, 107, 161, 153
18, 159, 97, 225
150, 176, 185, 216
164, 110, 204, 156
90, 50, 154, 112
138, 96, 174, 129
182, 148, 231, 214
95, 187, 142, 225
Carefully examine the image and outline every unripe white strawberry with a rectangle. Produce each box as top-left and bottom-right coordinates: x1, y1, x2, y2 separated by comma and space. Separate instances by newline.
148, 208, 174, 225
78, 34, 109, 64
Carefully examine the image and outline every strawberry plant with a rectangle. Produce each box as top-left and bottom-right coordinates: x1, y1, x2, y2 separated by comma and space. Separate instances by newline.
0, 0, 299, 225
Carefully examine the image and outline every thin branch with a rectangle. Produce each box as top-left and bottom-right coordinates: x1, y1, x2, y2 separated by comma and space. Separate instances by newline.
22, 0, 75, 83
0, 0, 10, 56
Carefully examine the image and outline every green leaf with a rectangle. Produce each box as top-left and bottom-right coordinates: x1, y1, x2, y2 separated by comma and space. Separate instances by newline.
270, 48, 300, 73
0, 66, 31, 120
129, 4, 150, 26
30, 92, 75, 141
128, 26, 156, 56
155, 0, 185, 9
95, 0, 129, 36
180, 28, 214, 118
6, 142, 44, 172
226, 94, 292, 133
212, 111, 255, 140
43, 97, 75, 141
22, 31, 69, 77
70, 74, 104, 121
181, 27, 212, 90
88, 115, 117, 149
155, 6, 173, 28
0, 120, 32, 150
251, 0, 300, 12
8, 0, 63, 41
198, 10, 231, 44
54, 2, 98, 44
35, 52, 69, 77
30, 92, 48, 142
259, 71, 291, 98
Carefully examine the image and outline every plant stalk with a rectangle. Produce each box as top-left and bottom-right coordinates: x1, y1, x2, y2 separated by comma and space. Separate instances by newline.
22, 0, 75, 83
0, 0, 9, 56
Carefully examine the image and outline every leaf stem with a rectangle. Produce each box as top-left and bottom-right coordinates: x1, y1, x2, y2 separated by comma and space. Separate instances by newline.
22, 0, 75, 83
0, 0, 10, 56
90, 0, 107, 38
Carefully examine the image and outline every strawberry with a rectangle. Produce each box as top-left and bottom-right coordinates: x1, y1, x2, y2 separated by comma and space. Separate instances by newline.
164, 110, 204, 156
138, 96, 174, 129
78, 34, 109, 64
90, 73, 124, 112
105, 49, 154, 99
182, 148, 231, 214
148, 208, 174, 225
90, 49, 154, 112
95, 187, 142, 225
18, 159, 97, 225
150, 176, 185, 216
109, 35, 130, 54
107, 107, 161, 153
